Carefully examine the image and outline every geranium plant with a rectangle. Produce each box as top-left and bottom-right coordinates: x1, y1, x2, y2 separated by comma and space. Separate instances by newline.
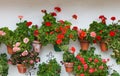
37, 58, 61, 76
74, 47, 109, 76
39, 9, 78, 52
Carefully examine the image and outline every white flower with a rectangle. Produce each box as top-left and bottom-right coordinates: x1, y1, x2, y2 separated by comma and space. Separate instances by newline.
23, 37, 29, 44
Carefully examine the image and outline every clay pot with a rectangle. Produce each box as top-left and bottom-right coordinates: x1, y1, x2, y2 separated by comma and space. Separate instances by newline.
100, 41, 108, 52
32, 40, 42, 53
80, 40, 89, 51
7, 45, 14, 55
17, 64, 27, 73
64, 62, 74, 73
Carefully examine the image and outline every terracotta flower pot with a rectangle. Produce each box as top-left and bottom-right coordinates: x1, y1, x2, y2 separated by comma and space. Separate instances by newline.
64, 62, 74, 73
32, 40, 42, 53
80, 40, 89, 51
100, 41, 108, 52
17, 64, 27, 73
7, 45, 14, 55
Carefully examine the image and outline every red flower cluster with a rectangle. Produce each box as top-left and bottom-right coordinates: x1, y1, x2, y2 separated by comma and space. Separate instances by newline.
50, 12, 57, 16
34, 30, 39, 37
72, 26, 78, 31
45, 22, 51, 26
109, 31, 116, 37
26, 21, 32, 27
56, 39, 62, 45
79, 30, 86, 39
72, 14, 78, 20
57, 34, 64, 39
111, 16, 116, 21
96, 36, 101, 41
54, 7, 61, 12
70, 46, 76, 54
99, 15, 107, 24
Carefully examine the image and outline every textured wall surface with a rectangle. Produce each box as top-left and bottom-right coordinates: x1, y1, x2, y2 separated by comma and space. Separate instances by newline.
0, 0, 120, 76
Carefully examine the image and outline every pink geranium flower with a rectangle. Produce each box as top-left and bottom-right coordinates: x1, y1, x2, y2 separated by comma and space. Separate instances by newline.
0, 30, 6, 36
13, 46, 20, 52
21, 50, 28, 56
18, 15, 23, 20
15, 42, 21, 47
90, 32, 96, 37
23, 37, 29, 44
30, 60, 34, 64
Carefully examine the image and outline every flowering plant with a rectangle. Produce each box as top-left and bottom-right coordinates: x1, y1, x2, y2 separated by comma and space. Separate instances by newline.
39, 8, 78, 51
74, 47, 109, 76
89, 15, 108, 42
78, 29, 96, 44
0, 27, 14, 46
63, 47, 76, 62
9, 51, 40, 67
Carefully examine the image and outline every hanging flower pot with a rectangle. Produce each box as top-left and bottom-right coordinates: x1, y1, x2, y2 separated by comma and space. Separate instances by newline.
7, 45, 14, 55
80, 40, 89, 51
32, 40, 42, 53
64, 62, 74, 73
17, 64, 27, 73
100, 41, 108, 52
53, 45, 62, 52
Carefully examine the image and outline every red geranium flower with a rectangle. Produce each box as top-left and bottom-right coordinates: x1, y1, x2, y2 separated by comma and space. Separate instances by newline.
99, 15, 105, 19
93, 40, 97, 43
83, 64, 88, 71
57, 34, 64, 39
72, 26, 78, 31
54, 6, 61, 12
70, 46, 76, 54
111, 16, 116, 21
65, 25, 70, 29
109, 31, 116, 37
79, 31, 86, 39
78, 65, 81, 70
89, 68, 95, 73
45, 22, 51, 26
58, 20, 64, 24
96, 36, 101, 41
26, 21, 32, 27
56, 39, 62, 45
88, 58, 92, 62
41, 9, 46, 13
72, 14, 78, 20
76, 54, 81, 60
94, 58, 99, 63
80, 74, 84, 76
50, 12, 57, 16
34, 30, 39, 36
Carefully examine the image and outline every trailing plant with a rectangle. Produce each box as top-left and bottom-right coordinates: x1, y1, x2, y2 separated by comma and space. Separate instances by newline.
0, 53, 9, 76
37, 58, 61, 76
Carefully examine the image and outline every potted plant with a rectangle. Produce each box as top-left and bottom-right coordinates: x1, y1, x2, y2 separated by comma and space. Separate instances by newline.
9, 50, 40, 73
39, 10, 78, 52
0, 53, 9, 76
74, 47, 109, 76
63, 47, 76, 73
0, 27, 14, 54
29, 25, 42, 53
78, 29, 96, 51
9, 17, 39, 73
37, 58, 61, 76
89, 15, 108, 52
111, 70, 120, 76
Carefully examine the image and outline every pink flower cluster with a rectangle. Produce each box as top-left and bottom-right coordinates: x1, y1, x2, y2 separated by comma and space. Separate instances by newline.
13, 42, 21, 52
23, 37, 29, 44
0, 30, 6, 36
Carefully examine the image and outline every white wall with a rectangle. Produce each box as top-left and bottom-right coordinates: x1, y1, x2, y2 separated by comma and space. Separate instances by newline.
0, 0, 120, 76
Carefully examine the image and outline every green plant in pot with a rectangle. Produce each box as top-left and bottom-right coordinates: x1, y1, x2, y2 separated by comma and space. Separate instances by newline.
89, 15, 108, 52
0, 53, 9, 76
63, 46, 76, 73
111, 70, 120, 76
74, 47, 109, 76
78, 29, 96, 51
39, 10, 78, 52
37, 58, 61, 76
0, 27, 14, 54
